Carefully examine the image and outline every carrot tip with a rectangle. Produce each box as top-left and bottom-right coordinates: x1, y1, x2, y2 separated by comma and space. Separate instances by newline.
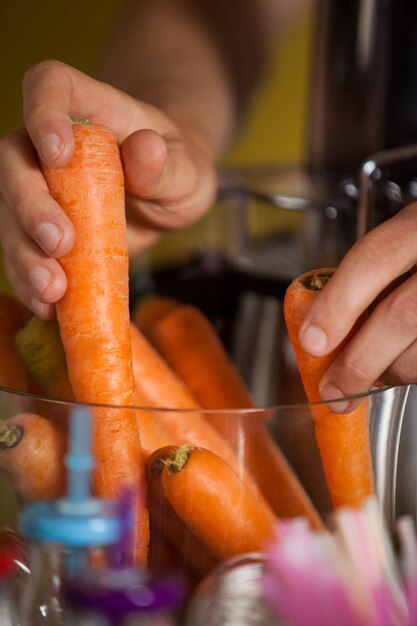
70, 118, 90, 126
301, 272, 333, 291
0, 423, 23, 449
163, 444, 193, 475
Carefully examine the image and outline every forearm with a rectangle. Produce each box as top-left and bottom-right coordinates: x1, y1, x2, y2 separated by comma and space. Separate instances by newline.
97, 0, 284, 159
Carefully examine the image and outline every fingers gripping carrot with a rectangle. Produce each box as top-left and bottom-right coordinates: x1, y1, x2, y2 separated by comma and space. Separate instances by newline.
41, 122, 149, 563
0, 413, 66, 500
283, 267, 375, 508
159, 445, 276, 562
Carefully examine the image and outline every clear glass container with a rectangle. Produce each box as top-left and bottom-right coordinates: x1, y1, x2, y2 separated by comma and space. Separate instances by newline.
0, 383, 412, 586
0, 179, 416, 623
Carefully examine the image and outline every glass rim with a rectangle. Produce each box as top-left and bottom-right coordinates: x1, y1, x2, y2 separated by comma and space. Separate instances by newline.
0, 383, 401, 416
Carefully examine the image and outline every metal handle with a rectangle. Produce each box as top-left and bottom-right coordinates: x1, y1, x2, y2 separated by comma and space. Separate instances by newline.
357, 142, 417, 237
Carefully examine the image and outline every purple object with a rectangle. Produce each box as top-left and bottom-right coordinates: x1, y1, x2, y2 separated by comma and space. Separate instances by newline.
65, 568, 186, 624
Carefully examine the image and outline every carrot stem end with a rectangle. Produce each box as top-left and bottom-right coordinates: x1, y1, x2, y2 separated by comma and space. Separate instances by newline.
163, 444, 193, 475
0, 422, 24, 449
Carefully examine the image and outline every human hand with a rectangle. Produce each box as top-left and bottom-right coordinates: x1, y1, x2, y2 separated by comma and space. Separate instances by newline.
0, 60, 217, 319
297, 204, 417, 409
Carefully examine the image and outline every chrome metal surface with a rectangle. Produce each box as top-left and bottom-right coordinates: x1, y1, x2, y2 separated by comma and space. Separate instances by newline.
357, 142, 417, 237
308, 0, 389, 172
369, 385, 410, 535
185, 553, 280, 626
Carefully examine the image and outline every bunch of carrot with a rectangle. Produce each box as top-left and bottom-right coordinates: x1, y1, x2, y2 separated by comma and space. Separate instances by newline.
0, 121, 376, 583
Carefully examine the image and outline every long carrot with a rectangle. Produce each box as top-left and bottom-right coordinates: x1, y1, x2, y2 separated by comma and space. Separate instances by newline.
0, 293, 31, 393
149, 304, 254, 408
146, 446, 217, 579
130, 320, 246, 472
131, 320, 277, 525
159, 444, 276, 562
41, 121, 148, 563
149, 303, 323, 529
283, 267, 375, 508
0, 413, 66, 500
130, 320, 199, 411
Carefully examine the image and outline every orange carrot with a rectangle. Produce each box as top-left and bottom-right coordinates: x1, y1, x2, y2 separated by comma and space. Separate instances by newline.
283, 267, 375, 508
130, 321, 277, 525
41, 121, 148, 563
160, 444, 276, 562
149, 304, 323, 529
16, 315, 174, 458
130, 321, 241, 467
0, 413, 66, 500
237, 418, 324, 529
146, 446, 217, 579
0, 293, 31, 393
132, 295, 179, 340
130, 320, 200, 410
150, 304, 254, 408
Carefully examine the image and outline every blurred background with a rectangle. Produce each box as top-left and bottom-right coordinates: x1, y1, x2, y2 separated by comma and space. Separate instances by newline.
0, 0, 314, 289
0, 1, 313, 164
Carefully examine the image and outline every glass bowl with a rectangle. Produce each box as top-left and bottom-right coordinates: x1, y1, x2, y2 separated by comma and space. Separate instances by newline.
1, 175, 416, 622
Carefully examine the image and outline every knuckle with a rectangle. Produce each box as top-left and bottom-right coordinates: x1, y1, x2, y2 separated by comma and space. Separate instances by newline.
6, 239, 27, 273
384, 356, 417, 386
22, 59, 63, 90
386, 291, 417, 332
0, 132, 12, 156
0, 129, 21, 162
338, 352, 372, 385
356, 229, 403, 275
13, 188, 34, 222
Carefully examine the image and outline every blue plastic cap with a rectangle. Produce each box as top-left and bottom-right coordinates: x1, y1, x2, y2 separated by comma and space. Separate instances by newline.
19, 499, 121, 547
19, 406, 122, 547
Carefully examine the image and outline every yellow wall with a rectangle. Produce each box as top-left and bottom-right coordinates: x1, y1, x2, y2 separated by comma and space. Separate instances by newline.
1, 1, 313, 159
0, 0, 122, 136
224, 8, 313, 166
0, 1, 313, 291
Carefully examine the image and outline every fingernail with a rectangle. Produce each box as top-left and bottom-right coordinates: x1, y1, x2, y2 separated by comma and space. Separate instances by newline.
29, 266, 54, 297
300, 324, 328, 355
320, 383, 351, 413
39, 133, 63, 164
37, 222, 63, 254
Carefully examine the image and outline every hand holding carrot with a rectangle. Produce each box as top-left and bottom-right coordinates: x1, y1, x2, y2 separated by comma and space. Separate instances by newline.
295, 212, 417, 400
0, 61, 216, 319
41, 121, 149, 563
284, 267, 375, 508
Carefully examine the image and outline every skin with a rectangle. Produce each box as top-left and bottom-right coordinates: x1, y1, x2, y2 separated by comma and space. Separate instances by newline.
0, 0, 415, 405
300, 207, 417, 410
